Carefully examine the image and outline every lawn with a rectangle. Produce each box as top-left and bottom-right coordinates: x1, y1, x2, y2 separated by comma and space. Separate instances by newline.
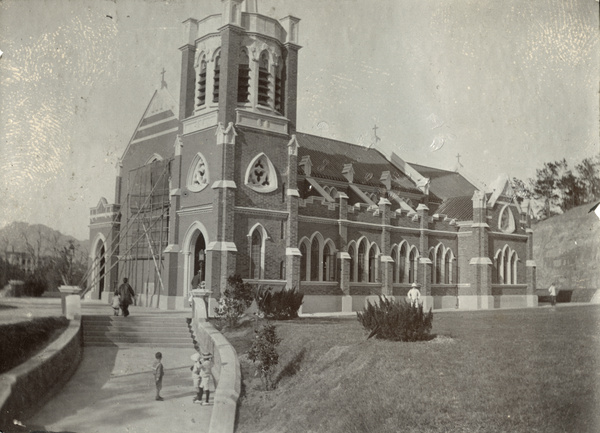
221, 305, 600, 433
0, 316, 69, 374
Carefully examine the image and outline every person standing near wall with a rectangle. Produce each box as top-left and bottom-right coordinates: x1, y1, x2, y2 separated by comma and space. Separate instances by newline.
548, 282, 557, 307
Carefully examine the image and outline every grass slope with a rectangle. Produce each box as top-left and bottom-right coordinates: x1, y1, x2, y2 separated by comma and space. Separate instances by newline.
224, 306, 600, 433
0, 316, 69, 374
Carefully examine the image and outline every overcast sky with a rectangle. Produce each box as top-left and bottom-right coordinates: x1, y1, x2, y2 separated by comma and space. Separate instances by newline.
0, 0, 598, 240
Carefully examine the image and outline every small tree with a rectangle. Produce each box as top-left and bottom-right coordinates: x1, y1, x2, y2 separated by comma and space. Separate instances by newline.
214, 274, 255, 328
255, 287, 304, 320
248, 323, 282, 390
357, 296, 433, 342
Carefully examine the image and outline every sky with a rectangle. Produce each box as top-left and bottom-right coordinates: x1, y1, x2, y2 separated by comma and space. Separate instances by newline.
0, 0, 598, 240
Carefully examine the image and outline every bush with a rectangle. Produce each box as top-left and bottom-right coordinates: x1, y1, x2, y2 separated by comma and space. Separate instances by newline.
255, 287, 304, 320
23, 272, 47, 297
247, 323, 282, 390
214, 274, 255, 328
357, 296, 433, 342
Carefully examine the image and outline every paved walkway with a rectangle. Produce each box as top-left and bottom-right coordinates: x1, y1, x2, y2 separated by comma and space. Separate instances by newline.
1, 298, 213, 433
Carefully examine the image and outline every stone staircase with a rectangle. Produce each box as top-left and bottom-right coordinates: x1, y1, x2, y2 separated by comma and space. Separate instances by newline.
82, 314, 195, 347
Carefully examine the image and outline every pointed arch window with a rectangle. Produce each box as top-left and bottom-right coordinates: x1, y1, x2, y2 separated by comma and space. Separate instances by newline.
310, 237, 320, 281
495, 245, 518, 284
391, 247, 399, 283
399, 243, 407, 283
300, 242, 308, 281
245, 153, 278, 193
250, 229, 263, 279
187, 152, 210, 192
358, 241, 366, 282
257, 51, 270, 107
348, 244, 356, 282
213, 53, 221, 103
323, 242, 336, 282
498, 205, 516, 233
238, 49, 250, 104
197, 55, 207, 107
368, 245, 378, 283
408, 247, 418, 284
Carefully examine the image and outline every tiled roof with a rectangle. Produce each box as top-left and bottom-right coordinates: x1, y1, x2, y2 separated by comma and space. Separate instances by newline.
296, 133, 421, 194
435, 196, 474, 221
408, 163, 477, 199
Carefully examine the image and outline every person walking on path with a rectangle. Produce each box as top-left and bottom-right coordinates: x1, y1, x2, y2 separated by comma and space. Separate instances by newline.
407, 282, 421, 307
116, 278, 135, 317
548, 282, 557, 307
153, 352, 164, 401
198, 352, 215, 406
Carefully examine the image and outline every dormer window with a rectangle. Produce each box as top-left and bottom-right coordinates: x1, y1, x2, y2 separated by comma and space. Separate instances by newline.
257, 51, 270, 107
245, 152, 277, 193
238, 48, 250, 104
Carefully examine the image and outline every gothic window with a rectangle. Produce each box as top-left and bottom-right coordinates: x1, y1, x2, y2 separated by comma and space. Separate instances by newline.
498, 205, 516, 233
495, 245, 518, 284
444, 250, 454, 284
238, 49, 250, 104
323, 242, 336, 282
348, 244, 356, 282
436, 248, 443, 283
245, 153, 278, 193
391, 246, 399, 283
399, 242, 407, 283
213, 53, 221, 103
250, 229, 263, 279
310, 237, 320, 281
358, 241, 366, 282
408, 247, 418, 284
187, 152, 210, 192
274, 63, 283, 114
368, 245, 378, 283
257, 51, 270, 107
300, 242, 308, 281
197, 55, 207, 107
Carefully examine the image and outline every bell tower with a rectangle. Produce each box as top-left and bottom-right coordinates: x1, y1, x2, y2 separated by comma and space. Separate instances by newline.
179, 0, 301, 136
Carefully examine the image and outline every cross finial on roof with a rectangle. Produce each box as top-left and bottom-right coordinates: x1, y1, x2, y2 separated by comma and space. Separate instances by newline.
160, 67, 167, 89
455, 153, 463, 172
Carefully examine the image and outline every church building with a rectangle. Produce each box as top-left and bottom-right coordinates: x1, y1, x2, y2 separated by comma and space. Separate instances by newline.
87, 0, 537, 313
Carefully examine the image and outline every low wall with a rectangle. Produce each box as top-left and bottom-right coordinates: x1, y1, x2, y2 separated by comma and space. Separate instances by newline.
0, 316, 83, 428
191, 319, 241, 433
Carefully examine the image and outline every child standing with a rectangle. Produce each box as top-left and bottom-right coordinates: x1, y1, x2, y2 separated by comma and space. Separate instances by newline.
153, 352, 164, 401
199, 351, 215, 405
191, 352, 202, 403
112, 294, 120, 316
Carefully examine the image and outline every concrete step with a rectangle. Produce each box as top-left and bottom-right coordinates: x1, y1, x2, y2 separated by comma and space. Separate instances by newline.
82, 314, 195, 348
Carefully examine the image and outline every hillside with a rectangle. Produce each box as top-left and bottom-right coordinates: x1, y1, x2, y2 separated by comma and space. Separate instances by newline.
532, 204, 600, 291
0, 221, 89, 257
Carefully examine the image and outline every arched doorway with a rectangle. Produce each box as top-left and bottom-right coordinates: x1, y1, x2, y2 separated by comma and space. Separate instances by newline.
193, 233, 206, 284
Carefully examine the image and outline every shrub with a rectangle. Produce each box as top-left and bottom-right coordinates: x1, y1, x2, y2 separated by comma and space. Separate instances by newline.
357, 296, 433, 342
247, 323, 282, 390
23, 272, 47, 297
255, 287, 304, 320
214, 274, 255, 328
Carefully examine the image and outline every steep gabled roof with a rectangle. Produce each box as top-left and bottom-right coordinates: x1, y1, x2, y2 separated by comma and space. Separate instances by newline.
408, 163, 478, 199
295, 133, 422, 195
435, 195, 474, 221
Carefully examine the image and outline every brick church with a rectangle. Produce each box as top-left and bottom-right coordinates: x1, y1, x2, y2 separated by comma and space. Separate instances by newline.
88, 0, 537, 313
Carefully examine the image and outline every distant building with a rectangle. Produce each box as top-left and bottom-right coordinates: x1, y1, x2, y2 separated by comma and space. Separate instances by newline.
2, 249, 34, 273
88, 0, 536, 312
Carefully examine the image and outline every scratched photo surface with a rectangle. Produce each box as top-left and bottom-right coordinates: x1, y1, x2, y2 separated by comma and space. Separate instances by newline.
0, 0, 599, 432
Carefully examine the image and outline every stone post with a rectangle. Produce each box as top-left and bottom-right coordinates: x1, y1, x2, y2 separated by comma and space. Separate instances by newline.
417, 204, 433, 310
